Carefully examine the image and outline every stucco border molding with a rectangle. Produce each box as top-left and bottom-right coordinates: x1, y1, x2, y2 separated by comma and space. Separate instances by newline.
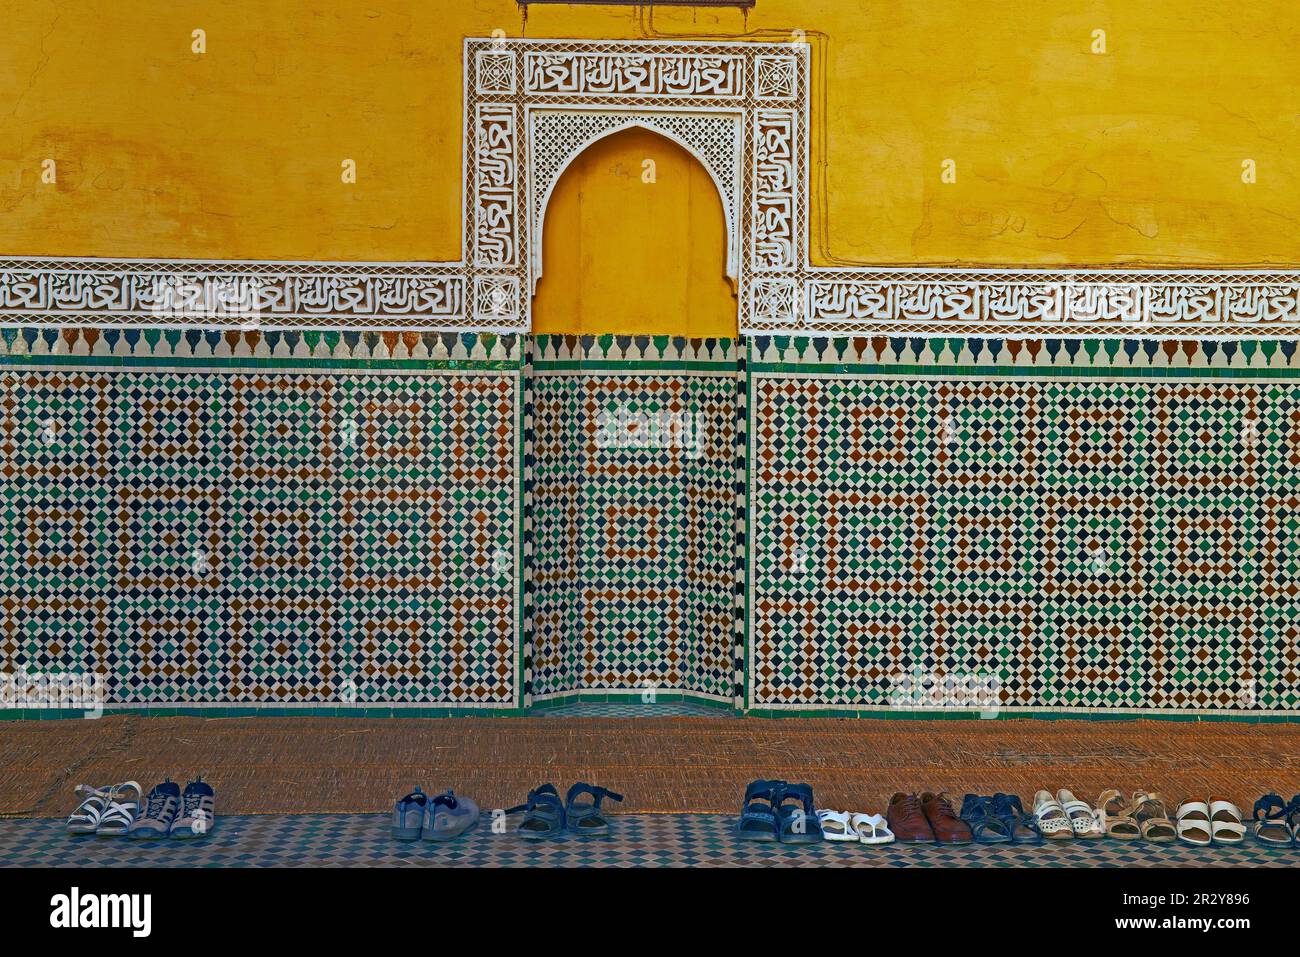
2, 37, 1298, 337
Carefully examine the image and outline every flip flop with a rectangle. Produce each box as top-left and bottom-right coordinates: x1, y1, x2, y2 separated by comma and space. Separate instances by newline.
1098, 788, 1141, 840
849, 812, 895, 846
391, 786, 429, 840
777, 783, 824, 844
1176, 799, 1213, 846
564, 782, 623, 837
1057, 789, 1104, 839
1032, 789, 1074, 840
816, 809, 859, 842
1208, 798, 1245, 845
737, 779, 784, 842
422, 789, 480, 842
508, 783, 566, 840
1132, 791, 1177, 843
1251, 794, 1292, 846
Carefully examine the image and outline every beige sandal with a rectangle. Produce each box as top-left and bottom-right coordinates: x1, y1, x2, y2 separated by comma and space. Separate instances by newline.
1208, 798, 1246, 845
1133, 790, 1177, 842
1098, 788, 1141, 840
1176, 799, 1213, 846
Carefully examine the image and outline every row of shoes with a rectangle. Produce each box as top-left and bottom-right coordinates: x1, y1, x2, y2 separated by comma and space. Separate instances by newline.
390, 781, 624, 842
66, 778, 216, 839
738, 783, 1300, 849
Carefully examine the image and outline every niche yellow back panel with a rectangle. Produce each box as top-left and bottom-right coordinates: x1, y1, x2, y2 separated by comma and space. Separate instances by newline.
532, 127, 736, 338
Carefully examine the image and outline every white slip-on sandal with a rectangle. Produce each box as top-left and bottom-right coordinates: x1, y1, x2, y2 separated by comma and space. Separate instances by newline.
1208, 799, 1246, 845
1032, 789, 1074, 840
67, 784, 112, 835
816, 809, 859, 842
1056, 789, 1104, 840
94, 782, 143, 837
1175, 800, 1213, 846
849, 812, 895, 846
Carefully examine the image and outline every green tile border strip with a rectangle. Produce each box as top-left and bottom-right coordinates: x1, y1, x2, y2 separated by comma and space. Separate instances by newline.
752, 362, 1300, 380
529, 690, 738, 713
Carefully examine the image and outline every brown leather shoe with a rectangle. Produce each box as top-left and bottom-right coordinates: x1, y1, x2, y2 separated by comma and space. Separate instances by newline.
920, 791, 974, 845
887, 792, 936, 843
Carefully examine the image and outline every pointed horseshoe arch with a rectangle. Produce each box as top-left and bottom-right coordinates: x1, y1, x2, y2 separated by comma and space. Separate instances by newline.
528, 112, 743, 295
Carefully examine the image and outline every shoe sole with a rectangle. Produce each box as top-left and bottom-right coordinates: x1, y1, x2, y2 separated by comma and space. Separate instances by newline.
422, 819, 479, 842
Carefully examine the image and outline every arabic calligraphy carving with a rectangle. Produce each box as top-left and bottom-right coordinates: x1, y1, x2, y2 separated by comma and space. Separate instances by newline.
2, 39, 1293, 336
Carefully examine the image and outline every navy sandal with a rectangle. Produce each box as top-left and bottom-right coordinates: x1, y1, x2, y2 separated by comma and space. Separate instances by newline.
564, 782, 623, 837
1287, 794, 1300, 847
959, 794, 1012, 844
736, 779, 785, 842
990, 792, 1045, 845
507, 783, 566, 840
777, 782, 824, 844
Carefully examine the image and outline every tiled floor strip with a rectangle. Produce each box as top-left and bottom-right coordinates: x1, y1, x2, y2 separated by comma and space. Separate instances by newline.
2, 814, 1293, 867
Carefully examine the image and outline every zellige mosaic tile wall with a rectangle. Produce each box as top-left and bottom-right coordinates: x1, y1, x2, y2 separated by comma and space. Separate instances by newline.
748, 336, 1300, 715
0, 329, 521, 709
527, 336, 742, 703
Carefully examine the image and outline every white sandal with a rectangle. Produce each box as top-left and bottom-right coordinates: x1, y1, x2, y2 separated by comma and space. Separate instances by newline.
94, 782, 143, 837
816, 809, 859, 842
67, 784, 113, 834
1057, 789, 1104, 839
1032, 789, 1074, 840
850, 812, 895, 846
1208, 799, 1246, 845
1176, 800, 1213, 846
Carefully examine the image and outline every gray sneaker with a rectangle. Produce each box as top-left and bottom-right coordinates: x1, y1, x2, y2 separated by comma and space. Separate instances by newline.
421, 790, 479, 841
170, 778, 215, 839
128, 779, 181, 840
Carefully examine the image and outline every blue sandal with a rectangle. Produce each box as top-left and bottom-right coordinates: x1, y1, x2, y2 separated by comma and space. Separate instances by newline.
991, 792, 1045, 845
507, 784, 566, 840
777, 782, 824, 844
959, 794, 1012, 844
1252, 794, 1292, 845
565, 782, 623, 837
737, 779, 785, 841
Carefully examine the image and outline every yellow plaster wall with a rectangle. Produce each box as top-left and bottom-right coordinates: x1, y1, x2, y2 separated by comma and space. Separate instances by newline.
3, 0, 1298, 317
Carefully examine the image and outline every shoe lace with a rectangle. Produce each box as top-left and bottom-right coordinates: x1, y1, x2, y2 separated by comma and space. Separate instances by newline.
144, 791, 171, 818
931, 792, 958, 815
182, 791, 206, 816
899, 793, 924, 817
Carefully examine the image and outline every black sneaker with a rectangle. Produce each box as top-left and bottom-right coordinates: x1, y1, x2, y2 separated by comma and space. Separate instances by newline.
170, 778, 215, 839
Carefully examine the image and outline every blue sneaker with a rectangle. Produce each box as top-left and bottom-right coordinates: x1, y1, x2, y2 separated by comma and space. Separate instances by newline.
392, 786, 428, 840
